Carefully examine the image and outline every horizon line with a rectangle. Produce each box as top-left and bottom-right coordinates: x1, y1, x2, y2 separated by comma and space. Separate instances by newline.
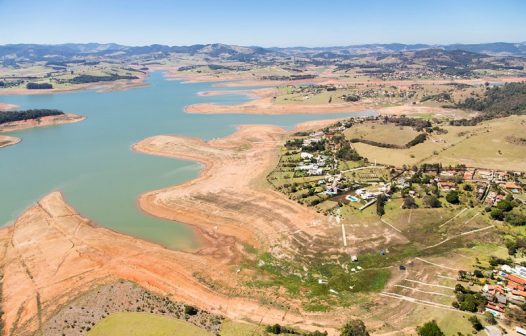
1, 40, 525, 49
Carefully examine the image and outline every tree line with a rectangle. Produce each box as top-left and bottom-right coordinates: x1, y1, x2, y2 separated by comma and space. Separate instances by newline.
68, 74, 139, 84
26, 82, 53, 89
0, 109, 64, 125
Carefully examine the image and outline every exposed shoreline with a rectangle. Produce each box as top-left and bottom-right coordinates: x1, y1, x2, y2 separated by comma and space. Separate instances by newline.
0, 73, 148, 96
131, 121, 339, 249
0, 102, 18, 110
186, 87, 467, 116
186, 87, 376, 115
182, 74, 525, 116
0, 134, 21, 148
0, 113, 85, 133
0, 139, 343, 335
0, 113, 86, 149
0, 119, 347, 335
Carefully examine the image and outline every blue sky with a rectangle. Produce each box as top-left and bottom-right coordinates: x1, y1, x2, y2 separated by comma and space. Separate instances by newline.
0, 0, 524, 47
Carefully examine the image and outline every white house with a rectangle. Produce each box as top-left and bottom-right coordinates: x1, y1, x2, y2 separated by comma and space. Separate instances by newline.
301, 152, 314, 160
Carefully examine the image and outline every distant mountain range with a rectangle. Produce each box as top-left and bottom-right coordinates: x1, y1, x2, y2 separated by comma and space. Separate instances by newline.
1, 42, 526, 62
271, 42, 526, 57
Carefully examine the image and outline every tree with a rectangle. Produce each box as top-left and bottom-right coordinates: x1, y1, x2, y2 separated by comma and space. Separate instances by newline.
402, 196, 418, 209
184, 305, 198, 316
496, 200, 513, 212
417, 321, 444, 336
445, 190, 460, 204
490, 208, 504, 221
424, 195, 441, 208
376, 194, 387, 216
468, 316, 483, 331
484, 311, 497, 325
340, 319, 369, 336
463, 184, 473, 192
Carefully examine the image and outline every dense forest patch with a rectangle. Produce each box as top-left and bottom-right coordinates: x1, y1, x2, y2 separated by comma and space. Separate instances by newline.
452, 82, 526, 125
0, 109, 64, 125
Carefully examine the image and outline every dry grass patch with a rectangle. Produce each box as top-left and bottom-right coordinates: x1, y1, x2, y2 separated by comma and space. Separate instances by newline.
352, 115, 526, 170
344, 121, 420, 147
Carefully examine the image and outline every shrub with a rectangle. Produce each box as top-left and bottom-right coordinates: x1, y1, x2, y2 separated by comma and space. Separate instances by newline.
417, 321, 444, 336
184, 305, 198, 316
497, 200, 513, 212
506, 212, 526, 226
424, 195, 441, 208
484, 311, 497, 325
340, 319, 369, 336
446, 190, 460, 204
402, 196, 418, 209
490, 208, 504, 221
468, 316, 483, 331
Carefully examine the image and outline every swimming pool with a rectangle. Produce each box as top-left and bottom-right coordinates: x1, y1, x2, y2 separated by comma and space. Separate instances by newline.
346, 195, 359, 202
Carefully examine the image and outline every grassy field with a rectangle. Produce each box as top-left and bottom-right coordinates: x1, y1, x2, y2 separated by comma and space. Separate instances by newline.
220, 320, 268, 336
352, 115, 526, 171
344, 121, 420, 147
275, 86, 358, 105
87, 312, 211, 336
426, 115, 526, 171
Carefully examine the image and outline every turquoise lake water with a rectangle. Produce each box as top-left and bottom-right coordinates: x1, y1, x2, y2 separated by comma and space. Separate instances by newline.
0, 72, 375, 249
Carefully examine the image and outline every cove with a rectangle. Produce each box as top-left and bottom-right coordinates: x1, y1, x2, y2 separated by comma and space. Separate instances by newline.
0, 72, 376, 250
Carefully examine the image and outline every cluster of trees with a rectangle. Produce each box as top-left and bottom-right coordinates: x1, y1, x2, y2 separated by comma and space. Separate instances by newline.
420, 92, 452, 103
0, 109, 64, 125
453, 284, 486, 312
417, 321, 444, 336
266, 318, 447, 336
336, 144, 362, 161
303, 140, 326, 153
452, 82, 526, 125
285, 138, 303, 149
266, 319, 370, 336
506, 237, 526, 256
445, 190, 460, 204
488, 194, 526, 226
26, 82, 53, 89
68, 74, 138, 84
344, 94, 361, 102
382, 116, 432, 131
405, 133, 427, 147
348, 137, 406, 149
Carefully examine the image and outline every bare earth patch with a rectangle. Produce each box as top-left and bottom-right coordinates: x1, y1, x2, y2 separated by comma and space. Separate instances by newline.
0, 135, 21, 148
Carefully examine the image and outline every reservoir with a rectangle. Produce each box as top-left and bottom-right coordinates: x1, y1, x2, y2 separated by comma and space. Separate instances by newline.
0, 72, 375, 249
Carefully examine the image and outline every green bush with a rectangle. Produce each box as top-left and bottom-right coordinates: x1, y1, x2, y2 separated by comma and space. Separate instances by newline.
446, 190, 460, 204
340, 319, 369, 336
417, 321, 444, 336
